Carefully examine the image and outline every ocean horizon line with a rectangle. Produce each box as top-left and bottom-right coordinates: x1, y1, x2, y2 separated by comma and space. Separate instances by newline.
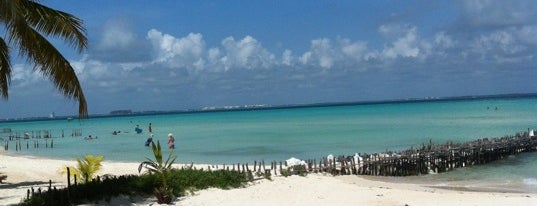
2, 92, 536, 123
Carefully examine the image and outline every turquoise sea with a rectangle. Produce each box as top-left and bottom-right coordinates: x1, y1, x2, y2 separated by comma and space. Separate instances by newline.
1, 97, 536, 193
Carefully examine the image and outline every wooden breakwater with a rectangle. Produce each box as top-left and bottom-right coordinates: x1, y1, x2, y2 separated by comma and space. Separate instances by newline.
201, 130, 537, 177
299, 130, 537, 176
2, 128, 83, 151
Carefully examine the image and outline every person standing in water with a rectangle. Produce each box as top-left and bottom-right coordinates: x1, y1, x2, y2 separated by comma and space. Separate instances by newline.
148, 123, 152, 133
145, 134, 154, 147
168, 133, 175, 149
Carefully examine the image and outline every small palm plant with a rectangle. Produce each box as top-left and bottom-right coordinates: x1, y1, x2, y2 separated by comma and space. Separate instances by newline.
139, 140, 176, 204
60, 155, 104, 183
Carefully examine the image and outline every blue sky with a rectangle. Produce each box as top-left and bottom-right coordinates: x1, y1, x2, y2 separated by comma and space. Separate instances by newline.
1, 0, 537, 118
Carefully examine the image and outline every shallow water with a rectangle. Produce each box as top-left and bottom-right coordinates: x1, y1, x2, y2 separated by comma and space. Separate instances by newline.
1, 97, 536, 192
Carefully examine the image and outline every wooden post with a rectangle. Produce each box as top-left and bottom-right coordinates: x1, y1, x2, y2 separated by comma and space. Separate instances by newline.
66, 167, 71, 188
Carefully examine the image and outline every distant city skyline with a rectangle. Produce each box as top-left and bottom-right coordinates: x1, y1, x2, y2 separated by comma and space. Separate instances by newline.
1, 0, 536, 118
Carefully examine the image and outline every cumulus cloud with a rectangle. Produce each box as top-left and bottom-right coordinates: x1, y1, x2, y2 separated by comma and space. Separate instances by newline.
10, 64, 42, 90
459, 0, 537, 27
147, 29, 206, 71
339, 38, 368, 63
300, 38, 337, 69
380, 25, 420, 59
91, 18, 151, 62
281, 50, 294, 66
220, 36, 275, 70
471, 31, 523, 55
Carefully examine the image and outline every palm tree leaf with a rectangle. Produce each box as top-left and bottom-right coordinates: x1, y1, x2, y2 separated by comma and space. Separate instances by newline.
164, 152, 176, 169
6, 15, 88, 118
0, 0, 88, 118
138, 160, 159, 173
152, 141, 163, 165
74, 155, 104, 183
21, 0, 87, 52
0, 37, 11, 99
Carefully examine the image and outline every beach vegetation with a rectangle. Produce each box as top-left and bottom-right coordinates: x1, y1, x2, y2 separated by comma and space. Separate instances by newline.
0, 0, 89, 118
60, 155, 104, 184
282, 165, 308, 177
20, 167, 247, 205
138, 140, 176, 204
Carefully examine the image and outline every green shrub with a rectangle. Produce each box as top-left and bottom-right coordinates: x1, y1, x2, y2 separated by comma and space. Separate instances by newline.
20, 167, 247, 205
282, 165, 308, 177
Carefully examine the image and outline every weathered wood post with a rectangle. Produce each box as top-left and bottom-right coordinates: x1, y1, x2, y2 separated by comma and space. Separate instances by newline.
66, 167, 71, 188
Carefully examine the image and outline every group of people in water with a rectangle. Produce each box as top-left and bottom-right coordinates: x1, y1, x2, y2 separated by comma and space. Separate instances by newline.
99, 123, 175, 149
144, 123, 175, 150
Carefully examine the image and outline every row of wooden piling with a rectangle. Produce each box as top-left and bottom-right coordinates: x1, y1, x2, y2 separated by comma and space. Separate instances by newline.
2, 128, 83, 141
3, 139, 54, 151
201, 131, 537, 177
1, 128, 83, 151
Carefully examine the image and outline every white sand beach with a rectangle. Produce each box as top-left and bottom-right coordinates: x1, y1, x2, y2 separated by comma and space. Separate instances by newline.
1, 154, 536, 206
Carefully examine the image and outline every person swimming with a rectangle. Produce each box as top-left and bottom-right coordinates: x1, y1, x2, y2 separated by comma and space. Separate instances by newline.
135, 125, 143, 134
145, 134, 154, 147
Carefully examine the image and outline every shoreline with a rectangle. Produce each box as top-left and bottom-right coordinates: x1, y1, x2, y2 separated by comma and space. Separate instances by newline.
362, 175, 536, 194
1, 154, 536, 205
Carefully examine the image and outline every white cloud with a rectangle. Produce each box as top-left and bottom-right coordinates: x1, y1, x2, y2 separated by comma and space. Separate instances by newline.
434, 32, 455, 48
300, 38, 337, 69
98, 21, 136, 50
281, 50, 293, 66
220, 36, 275, 70
10, 64, 41, 89
146, 29, 206, 70
460, 0, 537, 27
381, 25, 420, 59
92, 18, 151, 62
472, 31, 523, 55
71, 57, 110, 81
339, 38, 368, 63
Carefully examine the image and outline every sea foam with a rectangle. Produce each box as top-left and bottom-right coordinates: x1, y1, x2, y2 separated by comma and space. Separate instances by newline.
523, 178, 537, 186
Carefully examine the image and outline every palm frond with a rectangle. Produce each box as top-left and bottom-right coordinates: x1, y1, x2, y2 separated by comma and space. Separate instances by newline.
75, 155, 104, 183
138, 160, 159, 174
22, 0, 87, 52
0, 0, 88, 118
152, 141, 163, 166
139, 140, 177, 174
0, 37, 11, 99
164, 152, 177, 170
7, 15, 88, 118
